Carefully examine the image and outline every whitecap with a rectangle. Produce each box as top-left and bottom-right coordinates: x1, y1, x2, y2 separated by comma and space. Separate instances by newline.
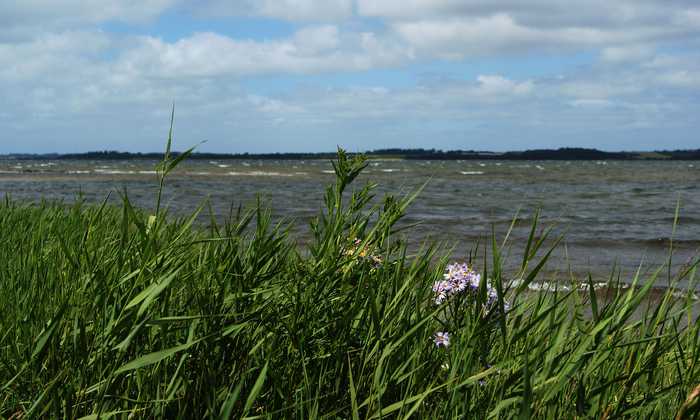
94, 169, 135, 174
227, 171, 293, 177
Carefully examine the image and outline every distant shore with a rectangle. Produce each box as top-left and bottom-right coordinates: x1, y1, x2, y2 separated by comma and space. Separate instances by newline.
3, 147, 700, 161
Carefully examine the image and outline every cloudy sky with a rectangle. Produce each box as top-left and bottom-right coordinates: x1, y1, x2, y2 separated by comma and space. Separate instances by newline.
1, 0, 699, 153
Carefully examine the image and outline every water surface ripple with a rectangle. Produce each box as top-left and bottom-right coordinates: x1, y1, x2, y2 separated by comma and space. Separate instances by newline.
2, 159, 698, 283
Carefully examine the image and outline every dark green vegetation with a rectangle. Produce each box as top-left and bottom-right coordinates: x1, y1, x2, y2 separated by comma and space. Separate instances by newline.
5, 146, 700, 161
2, 139, 700, 418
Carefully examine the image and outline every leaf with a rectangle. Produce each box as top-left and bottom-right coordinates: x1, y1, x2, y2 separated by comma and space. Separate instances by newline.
32, 303, 68, 360
115, 338, 202, 374
123, 269, 181, 318
243, 361, 269, 416
77, 411, 131, 420
348, 357, 360, 420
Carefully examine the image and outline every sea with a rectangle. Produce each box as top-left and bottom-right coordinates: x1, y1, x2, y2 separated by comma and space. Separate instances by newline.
1, 158, 699, 287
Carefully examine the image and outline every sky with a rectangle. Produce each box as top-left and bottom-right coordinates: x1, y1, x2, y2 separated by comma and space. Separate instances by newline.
1, 1, 699, 153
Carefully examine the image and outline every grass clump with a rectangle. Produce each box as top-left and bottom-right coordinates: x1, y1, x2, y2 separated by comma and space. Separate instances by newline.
1, 132, 700, 418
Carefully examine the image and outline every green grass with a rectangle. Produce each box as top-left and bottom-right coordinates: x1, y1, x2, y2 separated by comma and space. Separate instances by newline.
2, 134, 700, 418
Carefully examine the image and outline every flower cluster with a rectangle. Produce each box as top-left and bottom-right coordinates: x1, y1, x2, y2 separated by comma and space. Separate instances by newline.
431, 262, 510, 349
432, 263, 481, 304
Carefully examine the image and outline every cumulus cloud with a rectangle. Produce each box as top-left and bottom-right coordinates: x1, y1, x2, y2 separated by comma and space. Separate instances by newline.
357, 0, 698, 28
1, 0, 175, 23
190, 0, 353, 21
600, 44, 656, 63
111, 28, 410, 78
0, 0, 176, 41
247, 0, 353, 21
0, 0, 699, 152
475, 75, 533, 97
391, 13, 695, 59
0, 31, 112, 81
355, 0, 700, 60
658, 70, 700, 88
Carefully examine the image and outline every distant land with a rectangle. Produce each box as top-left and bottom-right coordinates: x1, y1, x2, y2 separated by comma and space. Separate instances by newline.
2, 147, 700, 161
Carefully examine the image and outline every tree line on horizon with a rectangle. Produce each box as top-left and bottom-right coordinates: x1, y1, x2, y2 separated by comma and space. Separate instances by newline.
3, 147, 700, 161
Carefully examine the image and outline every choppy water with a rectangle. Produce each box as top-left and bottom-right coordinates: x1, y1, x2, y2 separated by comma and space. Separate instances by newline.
1, 158, 699, 283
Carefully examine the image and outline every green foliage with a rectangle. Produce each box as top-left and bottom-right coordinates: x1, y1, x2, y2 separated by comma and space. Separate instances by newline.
1, 125, 699, 418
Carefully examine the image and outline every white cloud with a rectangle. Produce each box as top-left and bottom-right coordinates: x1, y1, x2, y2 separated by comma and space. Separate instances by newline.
113, 28, 410, 78
358, 0, 699, 28
293, 25, 341, 54
570, 99, 613, 108
475, 75, 533, 97
658, 70, 700, 88
0, 0, 700, 152
600, 44, 655, 63
0, 0, 176, 39
353, 0, 700, 60
392, 13, 694, 59
195, 0, 353, 21
673, 8, 700, 27
256, 0, 353, 21
0, 31, 112, 81
558, 78, 644, 100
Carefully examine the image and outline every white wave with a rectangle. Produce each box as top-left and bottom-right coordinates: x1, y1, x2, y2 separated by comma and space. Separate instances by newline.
138, 170, 157, 175
322, 170, 335, 174
227, 171, 294, 177
670, 290, 699, 300
460, 171, 485, 175
94, 169, 135, 174
526, 282, 571, 292
67, 170, 91, 174
381, 168, 400, 172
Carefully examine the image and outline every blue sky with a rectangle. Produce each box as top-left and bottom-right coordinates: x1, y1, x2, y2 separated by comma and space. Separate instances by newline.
1, 1, 699, 153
